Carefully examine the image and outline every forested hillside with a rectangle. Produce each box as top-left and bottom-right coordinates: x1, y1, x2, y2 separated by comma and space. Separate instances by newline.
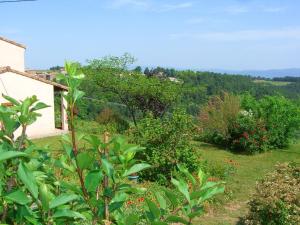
65, 56, 300, 121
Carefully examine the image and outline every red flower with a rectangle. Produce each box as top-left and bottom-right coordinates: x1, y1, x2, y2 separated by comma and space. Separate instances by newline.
242, 132, 249, 140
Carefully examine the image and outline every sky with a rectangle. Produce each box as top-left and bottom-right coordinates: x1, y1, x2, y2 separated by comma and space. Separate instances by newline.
0, 0, 300, 70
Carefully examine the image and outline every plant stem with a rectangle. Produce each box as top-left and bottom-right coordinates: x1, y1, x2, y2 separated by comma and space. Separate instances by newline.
17, 125, 27, 151
69, 104, 89, 198
103, 132, 110, 221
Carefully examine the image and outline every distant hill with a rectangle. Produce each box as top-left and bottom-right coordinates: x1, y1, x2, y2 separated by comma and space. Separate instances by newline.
210, 68, 300, 78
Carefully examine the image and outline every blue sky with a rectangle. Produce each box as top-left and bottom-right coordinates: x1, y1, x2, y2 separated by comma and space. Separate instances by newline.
1, 0, 300, 70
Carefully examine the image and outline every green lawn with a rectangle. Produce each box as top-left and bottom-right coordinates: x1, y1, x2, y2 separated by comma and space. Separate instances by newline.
33, 135, 300, 225
195, 141, 300, 225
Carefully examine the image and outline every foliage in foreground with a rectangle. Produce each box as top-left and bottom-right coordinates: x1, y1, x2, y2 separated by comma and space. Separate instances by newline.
244, 163, 300, 225
0, 62, 224, 224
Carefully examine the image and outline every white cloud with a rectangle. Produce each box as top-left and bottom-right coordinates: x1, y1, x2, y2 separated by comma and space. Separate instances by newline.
158, 2, 193, 12
108, 0, 193, 12
170, 27, 300, 42
109, 0, 149, 9
225, 5, 249, 14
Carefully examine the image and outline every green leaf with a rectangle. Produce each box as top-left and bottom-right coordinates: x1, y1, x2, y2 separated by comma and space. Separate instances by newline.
171, 178, 190, 203
122, 163, 151, 177
17, 163, 39, 199
166, 216, 189, 224
49, 193, 79, 209
73, 89, 85, 103
2, 94, 20, 106
39, 183, 51, 211
164, 189, 178, 207
53, 209, 85, 220
31, 102, 49, 112
4, 189, 31, 205
101, 158, 114, 179
152, 222, 168, 225
55, 73, 66, 82
84, 170, 103, 192
77, 152, 94, 170
177, 164, 196, 186
188, 208, 204, 219
199, 186, 225, 203
0, 151, 28, 162
198, 169, 207, 185
124, 214, 139, 225
146, 199, 160, 220
155, 192, 166, 210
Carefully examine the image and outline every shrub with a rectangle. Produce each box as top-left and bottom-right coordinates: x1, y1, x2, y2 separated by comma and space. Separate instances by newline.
96, 107, 129, 133
228, 114, 269, 153
242, 95, 300, 148
198, 92, 241, 145
130, 109, 200, 184
199, 93, 300, 154
244, 163, 300, 225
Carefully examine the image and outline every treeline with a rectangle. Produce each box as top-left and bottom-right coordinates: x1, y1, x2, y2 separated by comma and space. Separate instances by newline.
53, 54, 300, 121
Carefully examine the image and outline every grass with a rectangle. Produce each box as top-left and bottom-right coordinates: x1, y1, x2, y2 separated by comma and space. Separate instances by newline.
194, 141, 300, 224
253, 79, 292, 86
33, 134, 300, 225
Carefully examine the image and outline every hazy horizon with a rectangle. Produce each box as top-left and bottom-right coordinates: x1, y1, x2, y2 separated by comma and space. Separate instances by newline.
1, 0, 300, 70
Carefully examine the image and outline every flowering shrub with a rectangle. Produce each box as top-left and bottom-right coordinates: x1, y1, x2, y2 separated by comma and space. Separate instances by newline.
228, 114, 269, 153
242, 94, 300, 149
199, 93, 300, 154
244, 163, 300, 225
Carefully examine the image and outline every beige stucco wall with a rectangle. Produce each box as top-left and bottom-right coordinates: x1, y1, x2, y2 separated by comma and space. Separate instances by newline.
0, 40, 25, 71
0, 71, 56, 138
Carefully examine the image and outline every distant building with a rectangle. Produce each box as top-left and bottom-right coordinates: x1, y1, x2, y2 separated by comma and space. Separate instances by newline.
0, 37, 68, 138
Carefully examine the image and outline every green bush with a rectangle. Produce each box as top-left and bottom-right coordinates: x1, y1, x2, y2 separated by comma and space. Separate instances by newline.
130, 109, 200, 184
228, 114, 269, 154
242, 95, 300, 148
244, 163, 300, 225
199, 93, 300, 154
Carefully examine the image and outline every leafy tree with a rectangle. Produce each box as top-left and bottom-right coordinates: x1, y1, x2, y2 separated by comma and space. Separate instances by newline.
84, 55, 181, 126
133, 66, 142, 73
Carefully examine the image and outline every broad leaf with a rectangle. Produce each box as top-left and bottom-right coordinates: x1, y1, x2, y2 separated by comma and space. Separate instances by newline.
155, 192, 166, 210
0, 151, 28, 162
101, 158, 114, 179
199, 186, 225, 203
122, 163, 151, 177
166, 216, 189, 224
84, 170, 103, 192
53, 209, 85, 220
31, 102, 49, 112
146, 199, 160, 220
4, 189, 31, 205
2, 94, 20, 106
49, 193, 79, 209
124, 214, 139, 225
164, 189, 178, 207
77, 152, 94, 170
17, 163, 39, 199
171, 178, 190, 203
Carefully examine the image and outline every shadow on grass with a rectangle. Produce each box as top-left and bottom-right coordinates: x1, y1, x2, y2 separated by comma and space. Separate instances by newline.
195, 141, 254, 156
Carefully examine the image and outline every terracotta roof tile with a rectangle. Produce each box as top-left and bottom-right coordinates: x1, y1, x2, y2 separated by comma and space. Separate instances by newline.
0, 66, 68, 91
0, 37, 26, 49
